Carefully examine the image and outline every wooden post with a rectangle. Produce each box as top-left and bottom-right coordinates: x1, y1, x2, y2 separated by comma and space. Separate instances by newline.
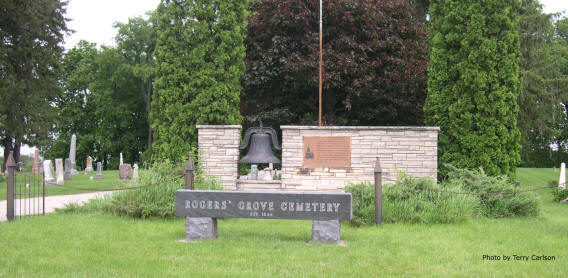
6, 151, 17, 221
185, 155, 195, 190
374, 157, 382, 225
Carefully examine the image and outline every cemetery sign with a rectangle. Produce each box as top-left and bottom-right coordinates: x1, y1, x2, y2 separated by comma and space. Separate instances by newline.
175, 190, 352, 221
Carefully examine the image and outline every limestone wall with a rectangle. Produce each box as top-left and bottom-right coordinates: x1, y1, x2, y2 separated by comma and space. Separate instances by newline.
280, 126, 439, 191
197, 125, 241, 189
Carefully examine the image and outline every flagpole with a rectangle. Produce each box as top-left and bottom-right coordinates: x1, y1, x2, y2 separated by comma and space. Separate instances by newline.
318, 0, 323, 126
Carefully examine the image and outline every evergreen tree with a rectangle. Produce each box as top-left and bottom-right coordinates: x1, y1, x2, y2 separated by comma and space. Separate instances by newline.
425, 0, 522, 178
517, 0, 567, 166
0, 0, 69, 169
152, 0, 246, 162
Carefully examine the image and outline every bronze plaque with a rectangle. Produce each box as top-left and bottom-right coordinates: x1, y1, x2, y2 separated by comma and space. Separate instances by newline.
302, 136, 351, 168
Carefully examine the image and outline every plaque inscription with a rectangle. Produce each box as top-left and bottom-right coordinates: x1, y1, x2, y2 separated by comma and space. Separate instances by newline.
302, 136, 351, 168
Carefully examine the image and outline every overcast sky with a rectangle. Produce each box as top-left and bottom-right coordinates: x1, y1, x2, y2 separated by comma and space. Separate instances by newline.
63, 0, 567, 50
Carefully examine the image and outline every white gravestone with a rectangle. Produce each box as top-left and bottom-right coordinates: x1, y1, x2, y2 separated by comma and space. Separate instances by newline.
55, 158, 64, 185
120, 152, 123, 166
560, 163, 566, 189
43, 160, 55, 183
132, 163, 139, 183
69, 134, 79, 175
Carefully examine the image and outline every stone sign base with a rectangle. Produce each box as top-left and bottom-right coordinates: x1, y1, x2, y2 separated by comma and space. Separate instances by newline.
184, 217, 342, 244
311, 220, 341, 243
185, 217, 218, 240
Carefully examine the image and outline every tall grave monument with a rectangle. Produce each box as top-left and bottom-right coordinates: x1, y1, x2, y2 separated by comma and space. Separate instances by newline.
31, 148, 40, 174
69, 134, 79, 175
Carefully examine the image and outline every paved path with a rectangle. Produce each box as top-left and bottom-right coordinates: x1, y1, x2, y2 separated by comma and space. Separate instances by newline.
0, 191, 113, 222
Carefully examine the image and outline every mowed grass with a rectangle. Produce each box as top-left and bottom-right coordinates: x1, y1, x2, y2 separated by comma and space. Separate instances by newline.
0, 170, 134, 200
0, 168, 566, 277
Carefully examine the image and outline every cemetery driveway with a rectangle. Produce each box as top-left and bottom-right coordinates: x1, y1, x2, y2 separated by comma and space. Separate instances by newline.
0, 191, 113, 222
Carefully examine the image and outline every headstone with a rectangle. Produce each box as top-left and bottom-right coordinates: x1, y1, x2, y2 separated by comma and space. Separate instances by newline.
120, 152, 124, 165
119, 164, 132, 180
560, 163, 566, 189
43, 160, 55, 183
31, 148, 40, 174
132, 163, 139, 182
250, 165, 258, 180
64, 158, 73, 180
95, 162, 104, 179
69, 134, 79, 175
85, 156, 94, 172
261, 169, 273, 181
55, 158, 64, 185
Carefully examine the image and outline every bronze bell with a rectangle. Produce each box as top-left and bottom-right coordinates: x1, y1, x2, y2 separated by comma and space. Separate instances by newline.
239, 123, 281, 164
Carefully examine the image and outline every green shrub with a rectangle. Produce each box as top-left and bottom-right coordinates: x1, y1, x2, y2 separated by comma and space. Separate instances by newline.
344, 183, 376, 227
63, 160, 223, 218
383, 174, 477, 224
345, 174, 477, 226
445, 165, 541, 217
551, 187, 568, 202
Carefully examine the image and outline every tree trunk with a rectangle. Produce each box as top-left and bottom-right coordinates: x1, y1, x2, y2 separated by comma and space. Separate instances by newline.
2, 138, 12, 172
146, 78, 153, 149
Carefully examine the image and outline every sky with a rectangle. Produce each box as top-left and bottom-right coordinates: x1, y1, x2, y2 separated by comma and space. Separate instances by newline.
11, 0, 568, 156
63, 0, 160, 49
62, 0, 567, 50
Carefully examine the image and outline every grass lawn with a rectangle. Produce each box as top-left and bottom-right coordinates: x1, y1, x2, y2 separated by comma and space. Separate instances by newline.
0, 168, 566, 277
0, 170, 135, 201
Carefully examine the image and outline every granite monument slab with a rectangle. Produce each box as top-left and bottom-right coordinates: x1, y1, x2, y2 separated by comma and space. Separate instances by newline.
95, 162, 104, 179
119, 164, 132, 180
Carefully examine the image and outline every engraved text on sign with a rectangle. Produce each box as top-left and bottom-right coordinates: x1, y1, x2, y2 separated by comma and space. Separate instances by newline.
302, 136, 351, 168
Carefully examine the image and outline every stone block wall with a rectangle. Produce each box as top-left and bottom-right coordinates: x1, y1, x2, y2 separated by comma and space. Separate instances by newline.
197, 125, 241, 189
280, 126, 439, 191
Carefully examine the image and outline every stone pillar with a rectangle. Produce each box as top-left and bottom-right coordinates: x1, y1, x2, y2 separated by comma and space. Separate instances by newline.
185, 217, 218, 241
560, 163, 566, 189
119, 152, 124, 166
31, 148, 40, 174
69, 134, 79, 175
43, 160, 55, 183
55, 158, 64, 185
312, 220, 341, 244
95, 162, 104, 179
197, 125, 241, 189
